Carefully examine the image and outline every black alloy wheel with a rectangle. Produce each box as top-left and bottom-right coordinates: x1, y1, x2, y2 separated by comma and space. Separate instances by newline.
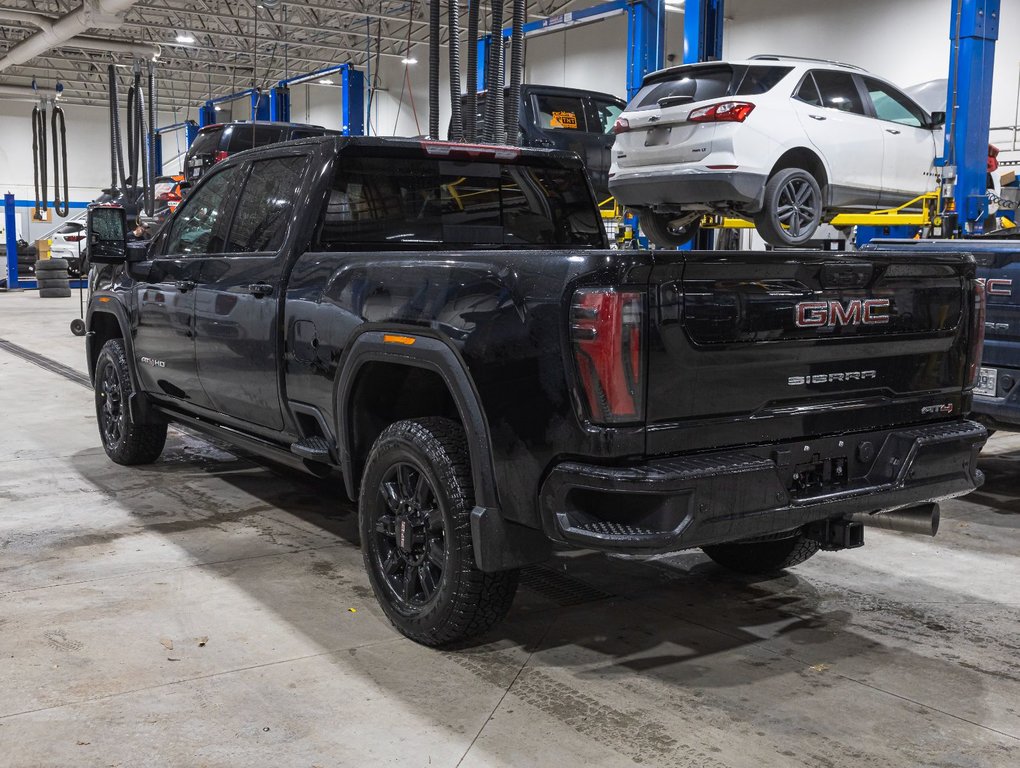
359, 418, 519, 646
373, 461, 446, 607
755, 168, 823, 247
94, 338, 167, 465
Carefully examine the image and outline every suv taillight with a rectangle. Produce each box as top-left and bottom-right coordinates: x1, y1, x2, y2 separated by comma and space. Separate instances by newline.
966, 279, 986, 389
688, 101, 755, 123
612, 117, 631, 134
214, 150, 229, 163
570, 288, 645, 424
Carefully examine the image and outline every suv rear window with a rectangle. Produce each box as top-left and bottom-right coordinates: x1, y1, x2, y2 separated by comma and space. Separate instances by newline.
316, 156, 604, 249
225, 124, 286, 152
632, 64, 791, 110
188, 127, 225, 157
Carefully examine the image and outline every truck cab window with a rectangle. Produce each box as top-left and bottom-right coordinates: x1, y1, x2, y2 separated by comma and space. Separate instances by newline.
164, 168, 236, 255
225, 155, 307, 253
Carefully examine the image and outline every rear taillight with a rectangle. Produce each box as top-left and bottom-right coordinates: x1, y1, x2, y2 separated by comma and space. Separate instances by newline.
214, 150, 229, 163
570, 288, 645, 424
688, 101, 755, 123
966, 279, 986, 389
612, 117, 631, 135
65, 234, 85, 242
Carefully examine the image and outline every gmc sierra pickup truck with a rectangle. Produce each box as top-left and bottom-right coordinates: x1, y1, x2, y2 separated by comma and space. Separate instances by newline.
85, 136, 987, 647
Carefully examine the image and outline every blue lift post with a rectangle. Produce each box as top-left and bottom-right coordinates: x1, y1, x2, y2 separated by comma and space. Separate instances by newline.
683, 0, 724, 65
153, 121, 199, 175
4, 193, 18, 290
943, 0, 1000, 234
270, 63, 366, 135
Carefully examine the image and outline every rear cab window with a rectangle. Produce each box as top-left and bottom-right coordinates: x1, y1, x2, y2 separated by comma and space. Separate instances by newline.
631, 64, 792, 110
533, 94, 587, 131
315, 151, 605, 250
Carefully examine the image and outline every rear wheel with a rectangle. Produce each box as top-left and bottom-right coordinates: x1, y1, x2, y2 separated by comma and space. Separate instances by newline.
359, 417, 519, 646
754, 168, 822, 247
94, 339, 167, 465
702, 532, 820, 575
639, 211, 701, 248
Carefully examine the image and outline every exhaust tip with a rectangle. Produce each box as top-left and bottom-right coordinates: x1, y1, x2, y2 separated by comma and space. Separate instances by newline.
850, 503, 940, 537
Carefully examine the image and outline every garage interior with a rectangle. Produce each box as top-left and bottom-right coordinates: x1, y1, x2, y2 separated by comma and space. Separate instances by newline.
2, 1, 1020, 766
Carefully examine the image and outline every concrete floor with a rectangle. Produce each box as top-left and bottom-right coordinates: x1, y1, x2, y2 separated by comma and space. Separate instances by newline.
1, 290, 1019, 768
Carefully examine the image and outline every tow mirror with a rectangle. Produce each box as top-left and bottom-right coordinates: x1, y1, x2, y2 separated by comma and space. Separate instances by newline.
929, 111, 946, 129
87, 205, 128, 264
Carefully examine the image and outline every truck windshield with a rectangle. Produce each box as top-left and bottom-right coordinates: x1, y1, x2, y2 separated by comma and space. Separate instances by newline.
316, 156, 605, 249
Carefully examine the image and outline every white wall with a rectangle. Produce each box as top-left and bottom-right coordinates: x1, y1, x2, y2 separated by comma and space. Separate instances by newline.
2, 0, 1018, 203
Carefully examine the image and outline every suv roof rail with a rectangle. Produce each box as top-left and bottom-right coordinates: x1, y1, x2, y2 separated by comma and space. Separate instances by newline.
749, 54, 865, 72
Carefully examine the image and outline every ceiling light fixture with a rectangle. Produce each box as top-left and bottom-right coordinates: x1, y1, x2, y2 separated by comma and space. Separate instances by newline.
318, 78, 334, 85
402, 57, 418, 65
175, 32, 195, 43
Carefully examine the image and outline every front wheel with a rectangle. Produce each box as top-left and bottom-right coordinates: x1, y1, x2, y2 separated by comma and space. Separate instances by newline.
754, 168, 822, 247
359, 417, 519, 646
94, 338, 167, 465
702, 532, 820, 575
638, 211, 701, 248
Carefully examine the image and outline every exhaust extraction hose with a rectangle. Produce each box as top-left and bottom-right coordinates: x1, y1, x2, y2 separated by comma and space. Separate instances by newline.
507, 0, 526, 147
448, 0, 463, 141
31, 103, 48, 216
50, 105, 69, 218
108, 64, 126, 190
429, 0, 441, 139
484, 0, 505, 143
146, 60, 156, 216
465, 0, 480, 141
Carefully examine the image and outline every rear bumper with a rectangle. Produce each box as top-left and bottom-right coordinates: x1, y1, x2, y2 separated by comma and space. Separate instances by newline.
539, 420, 986, 554
609, 167, 766, 210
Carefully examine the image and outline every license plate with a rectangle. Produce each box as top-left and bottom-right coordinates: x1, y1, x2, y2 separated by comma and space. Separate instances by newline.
975, 366, 997, 397
644, 126, 671, 147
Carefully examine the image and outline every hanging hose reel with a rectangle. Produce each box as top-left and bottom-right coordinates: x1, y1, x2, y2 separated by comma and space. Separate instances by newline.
31, 95, 47, 219
51, 102, 69, 218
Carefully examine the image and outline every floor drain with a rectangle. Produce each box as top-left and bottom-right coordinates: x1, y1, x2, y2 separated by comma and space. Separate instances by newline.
519, 564, 614, 607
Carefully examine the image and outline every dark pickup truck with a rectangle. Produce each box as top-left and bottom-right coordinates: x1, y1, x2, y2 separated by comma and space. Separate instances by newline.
85, 136, 987, 647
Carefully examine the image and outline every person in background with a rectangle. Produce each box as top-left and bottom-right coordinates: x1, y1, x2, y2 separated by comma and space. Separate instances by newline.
127, 219, 151, 243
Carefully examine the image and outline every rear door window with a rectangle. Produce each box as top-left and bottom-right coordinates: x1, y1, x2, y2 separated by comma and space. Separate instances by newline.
164, 168, 237, 255
316, 156, 604, 249
811, 70, 866, 115
793, 73, 823, 106
862, 77, 926, 127
224, 155, 308, 253
533, 94, 587, 131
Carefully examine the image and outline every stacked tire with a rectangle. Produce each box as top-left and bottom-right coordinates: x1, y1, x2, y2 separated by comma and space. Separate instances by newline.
35, 258, 72, 298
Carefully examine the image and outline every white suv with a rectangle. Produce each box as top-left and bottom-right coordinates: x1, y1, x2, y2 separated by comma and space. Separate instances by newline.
609, 56, 944, 247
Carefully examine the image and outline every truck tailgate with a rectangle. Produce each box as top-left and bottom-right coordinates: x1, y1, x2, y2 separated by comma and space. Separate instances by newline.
645, 251, 977, 456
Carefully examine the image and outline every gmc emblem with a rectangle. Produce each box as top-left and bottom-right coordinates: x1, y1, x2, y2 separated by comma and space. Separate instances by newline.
795, 299, 890, 328
981, 278, 1012, 297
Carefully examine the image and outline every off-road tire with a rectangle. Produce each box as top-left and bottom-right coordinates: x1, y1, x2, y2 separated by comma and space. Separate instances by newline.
702, 532, 820, 575
94, 338, 167, 465
35, 277, 69, 289
38, 287, 72, 298
359, 417, 519, 646
754, 167, 823, 247
639, 211, 701, 248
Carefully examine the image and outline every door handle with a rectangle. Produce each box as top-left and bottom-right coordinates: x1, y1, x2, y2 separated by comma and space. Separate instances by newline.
175, 279, 196, 293
809, 114, 827, 121
886, 128, 901, 135
247, 282, 274, 298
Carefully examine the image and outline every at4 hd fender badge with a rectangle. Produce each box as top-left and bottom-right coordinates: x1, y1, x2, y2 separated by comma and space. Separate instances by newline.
795, 298, 890, 327
140, 356, 166, 368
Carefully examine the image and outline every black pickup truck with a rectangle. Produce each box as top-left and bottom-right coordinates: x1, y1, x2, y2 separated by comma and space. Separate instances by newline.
84, 136, 987, 646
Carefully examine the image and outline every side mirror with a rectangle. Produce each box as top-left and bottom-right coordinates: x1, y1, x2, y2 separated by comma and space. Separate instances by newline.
929, 111, 946, 129
87, 205, 128, 264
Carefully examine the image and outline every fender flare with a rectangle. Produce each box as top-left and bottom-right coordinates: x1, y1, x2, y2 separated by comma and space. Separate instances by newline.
334, 328, 499, 509
86, 297, 159, 425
